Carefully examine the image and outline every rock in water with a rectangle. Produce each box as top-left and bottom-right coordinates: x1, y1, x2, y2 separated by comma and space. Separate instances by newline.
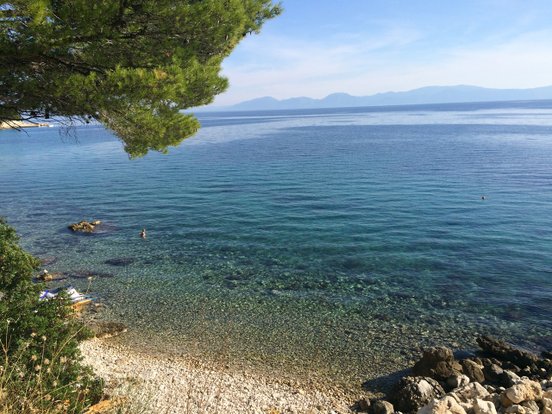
477, 336, 539, 368
87, 321, 128, 339
392, 376, 445, 413
36, 270, 65, 282
68, 220, 102, 233
104, 257, 135, 266
412, 346, 463, 380
39, 256, 57, 266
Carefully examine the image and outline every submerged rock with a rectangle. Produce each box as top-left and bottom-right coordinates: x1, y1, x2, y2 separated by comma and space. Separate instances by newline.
104, 257, 135, 266
68, 270, 115, 279
87, 321, 128, 339
39, 256, 58, 266
477, 336, 539, 368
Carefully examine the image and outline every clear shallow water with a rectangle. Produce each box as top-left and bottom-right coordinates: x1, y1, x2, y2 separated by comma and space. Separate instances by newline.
1, 101, 551, 391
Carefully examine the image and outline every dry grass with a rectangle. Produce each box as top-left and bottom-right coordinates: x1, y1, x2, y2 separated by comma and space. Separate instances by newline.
0, 325, 98, 414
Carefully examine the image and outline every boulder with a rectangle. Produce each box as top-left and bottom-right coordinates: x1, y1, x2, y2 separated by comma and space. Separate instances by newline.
418, 396, 466, 414
505, 405, 526, 414
483, 363, 504, 384
372, 400, 394, 414
485, 392, 502, 411
474, 398, 498, 414
477, 336, 539, 369
541, 397, 552, 414
461, 359, 485, 383
68, 220, 101, 233
500, 370, 521, 388
504, 379, 542, 404
412, 347, 463, 380
447, 374, 470, 390
356, 397, 370, 412
453, 382, 490, 403
392, 376, 445, 413
501, 392, 514, 408
520, 400, 539, 414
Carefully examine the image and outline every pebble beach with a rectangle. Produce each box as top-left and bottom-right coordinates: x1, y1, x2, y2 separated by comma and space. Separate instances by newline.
80, 338, 355, 413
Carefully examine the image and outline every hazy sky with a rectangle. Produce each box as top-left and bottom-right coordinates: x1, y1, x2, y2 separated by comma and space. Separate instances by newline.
212, 0, 552, 105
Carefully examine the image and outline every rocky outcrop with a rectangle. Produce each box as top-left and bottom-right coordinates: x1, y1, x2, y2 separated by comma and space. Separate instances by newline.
365, 336, 552, 414
412, 347, 463, 381
477, 336, 539, 369
68, 220, 102, 233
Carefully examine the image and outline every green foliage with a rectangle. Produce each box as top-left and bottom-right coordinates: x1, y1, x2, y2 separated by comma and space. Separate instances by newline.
0, 0, 281, 157
0, 218, 102, 412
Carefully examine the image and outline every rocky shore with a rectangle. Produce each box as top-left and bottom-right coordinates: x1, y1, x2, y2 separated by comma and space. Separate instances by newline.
355, 336, 552, 414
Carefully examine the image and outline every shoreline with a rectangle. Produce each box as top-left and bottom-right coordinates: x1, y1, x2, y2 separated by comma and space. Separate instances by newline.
80, 337, 357, 413
0, 120, 50, 129
80, 333, 552, 414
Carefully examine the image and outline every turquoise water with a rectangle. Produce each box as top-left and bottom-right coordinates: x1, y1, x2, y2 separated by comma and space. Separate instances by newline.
1, 101, 551, 391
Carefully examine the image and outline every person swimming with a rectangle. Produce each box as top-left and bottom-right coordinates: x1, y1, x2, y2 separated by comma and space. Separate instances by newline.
140, 228, 146, 239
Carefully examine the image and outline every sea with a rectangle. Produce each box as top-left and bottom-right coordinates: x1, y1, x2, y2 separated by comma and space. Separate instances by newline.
1, 100, 551, 391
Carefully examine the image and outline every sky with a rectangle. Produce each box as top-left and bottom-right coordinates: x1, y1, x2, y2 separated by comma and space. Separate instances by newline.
212, 0, 552, 106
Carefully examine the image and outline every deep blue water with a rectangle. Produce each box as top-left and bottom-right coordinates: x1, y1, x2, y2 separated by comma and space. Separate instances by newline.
1, 101, 551, 389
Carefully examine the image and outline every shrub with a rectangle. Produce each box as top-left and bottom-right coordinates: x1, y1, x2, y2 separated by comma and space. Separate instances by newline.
0, 218, 103, 413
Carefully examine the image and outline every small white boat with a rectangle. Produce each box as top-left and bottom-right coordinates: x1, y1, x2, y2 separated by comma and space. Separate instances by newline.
39, 286, 92, 310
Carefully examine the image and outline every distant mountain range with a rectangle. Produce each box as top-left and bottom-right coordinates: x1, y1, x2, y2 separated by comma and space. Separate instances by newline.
202, 85, 552, 111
